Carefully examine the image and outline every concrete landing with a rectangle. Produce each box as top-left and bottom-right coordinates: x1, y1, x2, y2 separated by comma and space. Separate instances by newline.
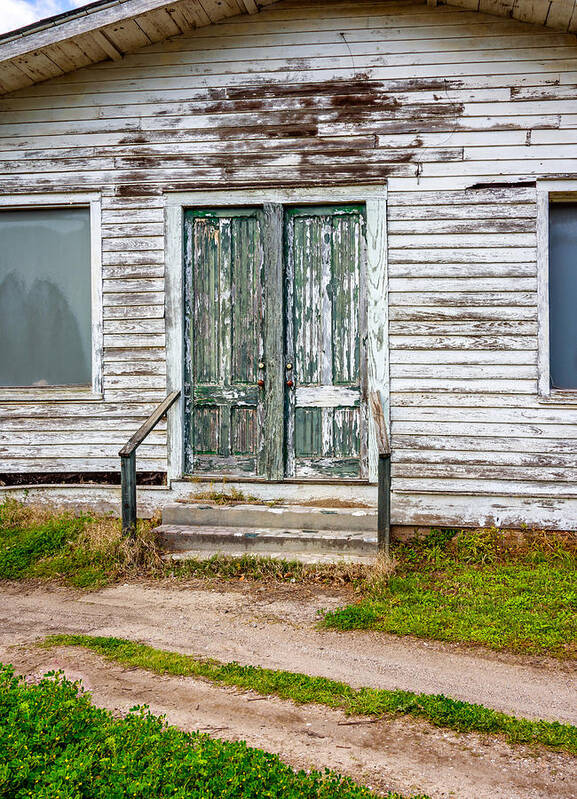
162, 503, 377, 531
164, 549, 376, 565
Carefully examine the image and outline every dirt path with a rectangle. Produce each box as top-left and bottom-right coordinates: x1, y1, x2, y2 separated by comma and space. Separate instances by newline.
1, 582, 574, 724
1, 581, 576, 799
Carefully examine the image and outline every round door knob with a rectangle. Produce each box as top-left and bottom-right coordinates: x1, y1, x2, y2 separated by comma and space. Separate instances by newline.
258, 362, 265, 370
286, 363, 293, 370
257, 379, 265, 388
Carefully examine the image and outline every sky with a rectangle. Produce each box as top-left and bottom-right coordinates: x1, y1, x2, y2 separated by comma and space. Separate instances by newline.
0, 0, 92, 36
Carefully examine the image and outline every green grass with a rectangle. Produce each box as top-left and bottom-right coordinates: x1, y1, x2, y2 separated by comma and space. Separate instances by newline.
323, 528, 577, 658
0, 510, 83, 580
0, 498, 159, 589
0, 664, 419, 799
43, 634, 577, 756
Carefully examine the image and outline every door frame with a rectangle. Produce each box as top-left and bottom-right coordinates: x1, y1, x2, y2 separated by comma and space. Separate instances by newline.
164, 185, 389, 484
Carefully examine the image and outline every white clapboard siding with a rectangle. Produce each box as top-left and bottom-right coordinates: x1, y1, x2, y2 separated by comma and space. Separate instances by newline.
0, 458, 167, 472
0, 430, 165, 445
390, 378, 536, 393
390, 350, 537, 364
2, 0, 577, 528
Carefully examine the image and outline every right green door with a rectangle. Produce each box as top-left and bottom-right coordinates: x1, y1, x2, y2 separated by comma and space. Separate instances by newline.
284, 206, 368, 479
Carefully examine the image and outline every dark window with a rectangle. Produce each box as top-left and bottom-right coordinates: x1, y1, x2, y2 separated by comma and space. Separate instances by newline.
0, 207, 92, 387
549, 203, 577, 390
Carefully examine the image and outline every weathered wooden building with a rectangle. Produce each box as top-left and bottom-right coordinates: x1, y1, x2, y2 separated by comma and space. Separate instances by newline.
2, 0, 577, 534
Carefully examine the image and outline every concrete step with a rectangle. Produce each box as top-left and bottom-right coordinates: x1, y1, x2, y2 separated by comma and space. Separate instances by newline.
166, 549, 376, 565
161, 503, 378, 533
156, 524, 378, 559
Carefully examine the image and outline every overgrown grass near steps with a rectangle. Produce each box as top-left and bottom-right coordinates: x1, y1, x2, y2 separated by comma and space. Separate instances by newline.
0, 664, 420, 799
0, 498, 163, 589
43, 634, 577, 756
2, 498, 576, 658
0, 498, 364, 588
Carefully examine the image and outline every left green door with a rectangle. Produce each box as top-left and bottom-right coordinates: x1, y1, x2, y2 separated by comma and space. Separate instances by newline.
184, 208, 268, 476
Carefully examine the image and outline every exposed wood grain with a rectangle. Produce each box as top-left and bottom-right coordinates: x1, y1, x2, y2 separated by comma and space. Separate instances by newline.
260, 203, 285, 479
366, 194, 389, 482
286, 205, 367, 479
370, 391, 390, 455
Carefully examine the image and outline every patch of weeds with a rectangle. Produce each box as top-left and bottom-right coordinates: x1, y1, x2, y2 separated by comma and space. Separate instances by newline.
191, 485, 258, 504
43, 634, 577, 756
184, 483, 282, 506
0, 498, 161, 589
452, 527, 499, 565
1, 663, 417, 799
170, 553, 366, 586
362, 553, 398, 598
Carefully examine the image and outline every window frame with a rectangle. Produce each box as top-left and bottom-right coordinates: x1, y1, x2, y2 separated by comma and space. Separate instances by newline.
0, 193, 103, 401
537, 181, 577, 403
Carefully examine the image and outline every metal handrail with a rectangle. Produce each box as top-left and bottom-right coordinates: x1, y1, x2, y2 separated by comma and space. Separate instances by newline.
369, 391, 391, 556
119, 390, 180, 536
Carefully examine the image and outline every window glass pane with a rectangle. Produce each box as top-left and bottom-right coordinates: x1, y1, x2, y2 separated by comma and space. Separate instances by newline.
0, 207, 91, 387
549, 203, 577, 390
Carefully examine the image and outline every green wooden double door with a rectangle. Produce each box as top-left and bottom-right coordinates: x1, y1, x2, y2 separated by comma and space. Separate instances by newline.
184, 204, 368, 481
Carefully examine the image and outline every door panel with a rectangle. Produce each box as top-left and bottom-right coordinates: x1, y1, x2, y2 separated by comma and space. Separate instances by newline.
285, 206, 367, 480
184, 208, 265, 476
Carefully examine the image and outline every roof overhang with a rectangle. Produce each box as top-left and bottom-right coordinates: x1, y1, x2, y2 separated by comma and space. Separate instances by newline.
0, 0, 576, 96
0, 0, 278, 94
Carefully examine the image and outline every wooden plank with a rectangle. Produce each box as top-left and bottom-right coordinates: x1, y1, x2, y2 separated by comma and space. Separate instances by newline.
239, 0, 260, 12
0, 430, 165, 445
366, 194, 389, 482
396, 461, 577, 482
260, 203, 284, 479
389, 305, 536, 320
389, 321, 537, 335
390, 349, 536, 364
390, 335, 536, 350
391, 364, 535, 378
390, 378, 536, 393
370, 391, 390, 455
296, 386, 360, 407
0, 443, 166, 459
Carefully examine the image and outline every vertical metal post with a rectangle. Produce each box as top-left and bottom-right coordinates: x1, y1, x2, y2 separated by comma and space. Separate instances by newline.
121, 453, 137, 537
378, 453, 391, 556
